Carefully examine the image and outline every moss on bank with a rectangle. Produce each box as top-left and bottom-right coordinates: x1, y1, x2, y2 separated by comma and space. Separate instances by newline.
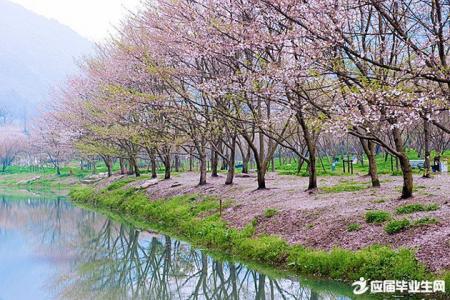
70, 185, 449, 294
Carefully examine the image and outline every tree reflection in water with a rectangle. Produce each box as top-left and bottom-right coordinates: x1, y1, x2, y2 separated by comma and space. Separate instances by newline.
58, 219, 352, 300
0, 196, 354, 300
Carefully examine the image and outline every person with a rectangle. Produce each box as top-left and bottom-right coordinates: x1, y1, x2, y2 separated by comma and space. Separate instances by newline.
432, 156, 441, 172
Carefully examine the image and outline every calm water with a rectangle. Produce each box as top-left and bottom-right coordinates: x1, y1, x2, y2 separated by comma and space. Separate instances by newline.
0, 194, 363, 300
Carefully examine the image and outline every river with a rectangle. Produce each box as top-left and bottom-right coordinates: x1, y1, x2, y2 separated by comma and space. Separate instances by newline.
0, 192, 368, 300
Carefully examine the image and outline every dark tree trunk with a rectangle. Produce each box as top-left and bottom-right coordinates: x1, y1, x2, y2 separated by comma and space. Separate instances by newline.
106, 162, 112, 177
119, 158, 126, 175
163, 154, 171, 180
307, 148, 317, 190
174, 154, 180, 172
423, 118, 431, 178
92, 161, 97, 174
102, 156, 112, 177
199, 149, 207, 185
151, 156, 157, 179
56, 165, 61, 176
189, 147, 193, 172
298, 110, 317, 191
221, 147, 228, 170
130, 157, 140, 177
240, 143, 251, 174
225, 136, 236, 185
393, 128, 413, 199
360, 138, 381, 187
211, 149, 219, 177
256, 164, 266, 189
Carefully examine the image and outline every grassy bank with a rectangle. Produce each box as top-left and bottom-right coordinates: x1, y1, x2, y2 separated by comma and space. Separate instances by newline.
70, 183, 450, 295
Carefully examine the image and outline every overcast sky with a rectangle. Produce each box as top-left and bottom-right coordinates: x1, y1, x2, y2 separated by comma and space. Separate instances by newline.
9, 0, 142, 41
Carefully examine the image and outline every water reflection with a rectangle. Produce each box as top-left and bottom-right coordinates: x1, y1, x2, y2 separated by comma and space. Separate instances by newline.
0, 196, 363, 300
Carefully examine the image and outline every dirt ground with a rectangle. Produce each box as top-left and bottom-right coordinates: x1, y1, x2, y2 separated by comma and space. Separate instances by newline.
123, 171, 450, 273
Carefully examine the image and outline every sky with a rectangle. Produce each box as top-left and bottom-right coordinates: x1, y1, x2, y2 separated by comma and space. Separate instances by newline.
9, 0, 142, 41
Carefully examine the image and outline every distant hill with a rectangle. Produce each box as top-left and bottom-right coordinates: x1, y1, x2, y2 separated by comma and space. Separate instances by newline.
0, 0, 92, 130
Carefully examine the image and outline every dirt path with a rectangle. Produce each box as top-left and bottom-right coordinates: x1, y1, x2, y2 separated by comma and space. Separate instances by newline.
127, 171, 450, 272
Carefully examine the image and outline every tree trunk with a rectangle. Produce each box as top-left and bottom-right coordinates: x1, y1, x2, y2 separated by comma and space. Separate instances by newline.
130, 157, 140, 177
211, 149, 219, 177
257, 165, 266, 189
102, 156, 112, 177
298, 110, 317, 191
56, 165, 61, 176
393, 128, 413, 199
163, 154, 171, 180
92, 161, 97, 175
225, 137, 236, 185
119, 158, 126, 175
106, 162, 112, 177
221, 147, 228, 170
307, 148, 317, 190
151, 156, 157, 179
189, 147, 193, 172
256, 127, 266, 189
199, 149, 207, 185
360, 138, 381, 187
174, 154, 180, 172
242, 146, 250, 174
423, 118, 431, 178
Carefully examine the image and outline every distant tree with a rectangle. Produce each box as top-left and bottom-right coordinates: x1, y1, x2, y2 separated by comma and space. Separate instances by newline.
0, 127, 26, 172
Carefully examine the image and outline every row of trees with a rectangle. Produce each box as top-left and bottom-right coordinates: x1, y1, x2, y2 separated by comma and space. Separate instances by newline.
42, 0, 448, 199
0, 124, 73, 174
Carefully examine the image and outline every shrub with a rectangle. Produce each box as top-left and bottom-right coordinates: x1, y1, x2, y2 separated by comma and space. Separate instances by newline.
396, 203, 440, 215
264, 208, 279, 218
412, 217, 438, 227
365, 211, 391, 224
347, 223, 361, 232
385, 219, 411, 234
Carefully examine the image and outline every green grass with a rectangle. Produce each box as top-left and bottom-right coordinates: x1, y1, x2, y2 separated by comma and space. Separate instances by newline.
274, 149, 450, 177
321, 181, 369, 193
106, 177, 141, 191
2, 148, 449, 180
347, 223, 361, 232
70, 185, 432, 283
384, 216, 438, 235
365, 211, 391, 224
385, 219, 411, 234
412, 217, 438, 227
396, 203, 440, 215
264, 208, 279, 218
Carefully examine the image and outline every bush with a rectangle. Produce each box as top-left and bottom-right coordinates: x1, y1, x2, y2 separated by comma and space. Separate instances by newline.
264, 208, 279, 218
396, 203, 439, 215
365, 211, 391, 224
347, 223, 361, 232
412, 217, 438, 227
385, 219, 411, 234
